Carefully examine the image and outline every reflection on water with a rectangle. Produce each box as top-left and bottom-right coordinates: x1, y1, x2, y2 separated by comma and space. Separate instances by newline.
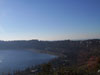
0, 49, 56, 74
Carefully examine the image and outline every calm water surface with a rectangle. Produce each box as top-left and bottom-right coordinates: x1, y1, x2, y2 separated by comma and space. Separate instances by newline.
0, 49, 56, 74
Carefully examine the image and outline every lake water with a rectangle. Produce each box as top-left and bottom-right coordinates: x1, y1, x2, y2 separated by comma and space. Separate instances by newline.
0, 49, 56, 74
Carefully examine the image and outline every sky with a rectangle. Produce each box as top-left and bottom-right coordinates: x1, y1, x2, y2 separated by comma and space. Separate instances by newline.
0, 0, 100, 40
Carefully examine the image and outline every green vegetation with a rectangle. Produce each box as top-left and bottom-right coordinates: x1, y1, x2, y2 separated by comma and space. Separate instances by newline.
1, 39, 100, 75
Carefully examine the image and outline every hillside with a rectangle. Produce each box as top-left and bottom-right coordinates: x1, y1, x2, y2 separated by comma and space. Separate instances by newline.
1, 39, 100, 75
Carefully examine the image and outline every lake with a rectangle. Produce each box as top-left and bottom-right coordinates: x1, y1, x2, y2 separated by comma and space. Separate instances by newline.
0, 49, 56, 74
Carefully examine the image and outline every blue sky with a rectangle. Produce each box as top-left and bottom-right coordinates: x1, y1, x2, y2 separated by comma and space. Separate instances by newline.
0, 0, 100, 40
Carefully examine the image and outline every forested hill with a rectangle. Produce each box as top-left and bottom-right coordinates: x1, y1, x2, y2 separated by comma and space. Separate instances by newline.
0, 39, 100, 50
0, 39, 100, 56
7, 39, 100, 75
0, 39, 100, 64
2, 39, 100, 75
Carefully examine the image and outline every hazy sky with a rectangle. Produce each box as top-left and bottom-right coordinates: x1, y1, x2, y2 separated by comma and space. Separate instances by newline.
0, 0, 100, 40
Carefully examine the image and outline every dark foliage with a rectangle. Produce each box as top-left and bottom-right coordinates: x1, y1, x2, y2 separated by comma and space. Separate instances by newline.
1, 39, 100, 75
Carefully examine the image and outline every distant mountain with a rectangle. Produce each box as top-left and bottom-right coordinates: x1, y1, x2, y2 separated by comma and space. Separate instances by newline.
0, 39, 100, 64
11, 39, 100, 75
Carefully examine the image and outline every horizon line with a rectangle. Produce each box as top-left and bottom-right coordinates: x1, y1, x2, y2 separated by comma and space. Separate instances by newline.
0, 38, 100, 41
